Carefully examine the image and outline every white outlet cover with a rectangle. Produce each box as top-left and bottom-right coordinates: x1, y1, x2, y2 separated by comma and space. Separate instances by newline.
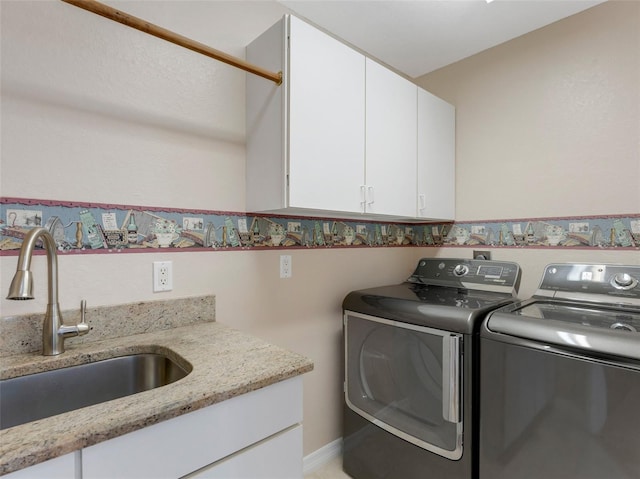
280, 255, 292, 278
153, 261, 173, 292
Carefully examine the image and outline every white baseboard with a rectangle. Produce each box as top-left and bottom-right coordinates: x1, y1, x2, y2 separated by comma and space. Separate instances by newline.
303, 438, 343, 475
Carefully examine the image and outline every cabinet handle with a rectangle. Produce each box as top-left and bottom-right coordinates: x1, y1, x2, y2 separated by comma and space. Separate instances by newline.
419, 194, 426, 211
367, 186, 375, 205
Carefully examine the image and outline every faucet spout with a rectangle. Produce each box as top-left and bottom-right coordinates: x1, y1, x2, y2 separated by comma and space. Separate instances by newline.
6, 227, 89, 355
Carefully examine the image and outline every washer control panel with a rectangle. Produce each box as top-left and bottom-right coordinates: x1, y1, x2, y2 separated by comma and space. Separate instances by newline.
539, 263, 640, 301
408, 258, 520, 291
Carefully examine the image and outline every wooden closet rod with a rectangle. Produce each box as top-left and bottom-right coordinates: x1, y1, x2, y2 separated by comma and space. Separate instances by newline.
61, 0, 283, 84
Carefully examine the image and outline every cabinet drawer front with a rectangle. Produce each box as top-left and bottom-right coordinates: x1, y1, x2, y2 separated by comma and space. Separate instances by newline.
83, 376, 302, 479
185, 425, 303, 479
4, 452, 78, 479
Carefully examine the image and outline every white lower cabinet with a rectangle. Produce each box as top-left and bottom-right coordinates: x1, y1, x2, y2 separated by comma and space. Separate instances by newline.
7, 377, 303, 479
3, 452, 79, 479
82, 376, 303, 479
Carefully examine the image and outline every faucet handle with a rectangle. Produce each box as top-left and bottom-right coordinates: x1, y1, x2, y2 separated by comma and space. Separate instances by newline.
57, 299, 90, 342
80, 299, 87, 324
77, 300, 90, 336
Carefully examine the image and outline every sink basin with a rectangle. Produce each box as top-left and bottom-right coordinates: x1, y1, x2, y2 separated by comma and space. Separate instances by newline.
0, 353, 191, 430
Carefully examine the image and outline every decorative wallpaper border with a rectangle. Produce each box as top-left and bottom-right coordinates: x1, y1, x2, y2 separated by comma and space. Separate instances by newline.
0, 197, 638, 255
448, 215, 639, 249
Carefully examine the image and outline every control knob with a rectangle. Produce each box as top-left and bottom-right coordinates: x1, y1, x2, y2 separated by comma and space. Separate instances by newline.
611, 273, 638, 290
453, 264, 469, 277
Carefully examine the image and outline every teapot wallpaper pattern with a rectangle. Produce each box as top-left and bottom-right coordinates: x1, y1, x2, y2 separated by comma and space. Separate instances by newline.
1, 197, 638, 254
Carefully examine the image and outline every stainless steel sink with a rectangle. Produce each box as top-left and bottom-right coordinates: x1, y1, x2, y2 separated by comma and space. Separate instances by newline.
0, 353, 191, 430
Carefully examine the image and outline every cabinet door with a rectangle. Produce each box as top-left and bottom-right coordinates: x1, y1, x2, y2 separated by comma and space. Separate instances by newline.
365, 59, 417, 217
288, 16, 366, 214
246, 17, 287, 213
417, 89, 455, 220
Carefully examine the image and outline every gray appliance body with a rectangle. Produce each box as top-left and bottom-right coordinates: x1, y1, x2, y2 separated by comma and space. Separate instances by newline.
343, 258, 521, 479
480, 263, 640, 479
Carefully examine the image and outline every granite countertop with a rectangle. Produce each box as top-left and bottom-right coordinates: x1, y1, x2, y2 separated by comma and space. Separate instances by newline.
0, 304, 313, 476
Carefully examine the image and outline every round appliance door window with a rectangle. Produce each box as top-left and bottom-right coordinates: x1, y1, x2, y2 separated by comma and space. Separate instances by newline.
359, 326, 445, 427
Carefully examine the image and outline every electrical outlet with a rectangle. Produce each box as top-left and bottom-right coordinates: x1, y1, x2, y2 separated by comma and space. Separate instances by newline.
153, 261, 173, 292
280, 255, 292, 278
473, 250, 491, 260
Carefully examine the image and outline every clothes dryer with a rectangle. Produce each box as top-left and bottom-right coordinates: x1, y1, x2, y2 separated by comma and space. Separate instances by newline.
343, 258, 521, 479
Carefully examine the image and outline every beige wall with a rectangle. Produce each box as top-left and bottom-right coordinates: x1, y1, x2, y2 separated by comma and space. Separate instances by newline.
418, 0, 639, 294
417, 0, 640, 221
0, 0, 425, 457
1, 0, 639, 460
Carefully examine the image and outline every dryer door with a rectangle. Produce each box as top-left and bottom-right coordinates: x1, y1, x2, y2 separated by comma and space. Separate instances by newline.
344, 311, 463, 460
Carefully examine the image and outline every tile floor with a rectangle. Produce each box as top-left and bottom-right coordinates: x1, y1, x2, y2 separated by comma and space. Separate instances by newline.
304, 456, 351, 479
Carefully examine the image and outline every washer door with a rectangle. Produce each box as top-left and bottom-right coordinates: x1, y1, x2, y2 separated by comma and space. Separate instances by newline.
344, 311, 463, 460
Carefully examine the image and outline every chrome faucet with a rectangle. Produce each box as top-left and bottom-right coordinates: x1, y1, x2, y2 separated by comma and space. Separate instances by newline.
6, 227, 89, 355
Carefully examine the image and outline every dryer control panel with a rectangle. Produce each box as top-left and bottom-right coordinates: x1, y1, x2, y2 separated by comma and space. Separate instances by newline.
408, 258, 520, 293
537, 263, 640, 303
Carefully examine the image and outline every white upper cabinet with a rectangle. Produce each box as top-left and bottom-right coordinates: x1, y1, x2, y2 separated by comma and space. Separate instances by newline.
365, 58, 417, 217
246, 14, 455, 221
417, 89, 455, 220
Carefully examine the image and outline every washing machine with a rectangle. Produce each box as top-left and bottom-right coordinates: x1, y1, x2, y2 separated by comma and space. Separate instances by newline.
480, 263, 640, 479
342, 258, 521, 479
